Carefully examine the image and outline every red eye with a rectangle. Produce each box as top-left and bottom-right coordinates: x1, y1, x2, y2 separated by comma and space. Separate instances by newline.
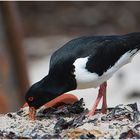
28, 97, 34, 101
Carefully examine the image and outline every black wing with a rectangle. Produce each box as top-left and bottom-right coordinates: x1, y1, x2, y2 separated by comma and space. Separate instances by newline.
49, 36, 113, 69
86, 33, 140, 76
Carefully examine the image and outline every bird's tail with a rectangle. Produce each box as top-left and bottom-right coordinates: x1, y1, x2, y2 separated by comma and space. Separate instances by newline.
121, 32, 140, 58
123, 32, 140, 50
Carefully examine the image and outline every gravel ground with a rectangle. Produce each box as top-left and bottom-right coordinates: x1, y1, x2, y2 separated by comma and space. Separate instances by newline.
0, 99, 139, 139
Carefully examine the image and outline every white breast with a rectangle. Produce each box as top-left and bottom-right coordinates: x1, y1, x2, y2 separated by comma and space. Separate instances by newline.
73, 49, 139, 89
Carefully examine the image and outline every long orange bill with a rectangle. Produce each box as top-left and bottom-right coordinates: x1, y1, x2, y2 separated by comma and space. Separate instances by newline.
29, 107, 36, 120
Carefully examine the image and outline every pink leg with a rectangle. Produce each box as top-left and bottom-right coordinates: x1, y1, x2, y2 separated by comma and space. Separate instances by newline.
100, 82, 108, 113
87, 82, 107, 117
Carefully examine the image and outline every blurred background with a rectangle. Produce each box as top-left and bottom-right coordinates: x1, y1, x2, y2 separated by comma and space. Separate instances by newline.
0, 1, 140, 113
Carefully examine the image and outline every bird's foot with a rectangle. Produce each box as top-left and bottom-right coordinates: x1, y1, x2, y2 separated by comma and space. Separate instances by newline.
86, 109, 96, 118
87, 107, 108, 118
100, 107, 109, 114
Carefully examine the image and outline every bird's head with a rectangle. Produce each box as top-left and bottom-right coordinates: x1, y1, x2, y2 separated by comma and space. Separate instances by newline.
25, 83, 48, 109
25, 79, 56, 120
25, 74, 75, 120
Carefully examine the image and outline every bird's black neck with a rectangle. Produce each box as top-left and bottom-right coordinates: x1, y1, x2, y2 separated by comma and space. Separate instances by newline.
40, 72, 76, 99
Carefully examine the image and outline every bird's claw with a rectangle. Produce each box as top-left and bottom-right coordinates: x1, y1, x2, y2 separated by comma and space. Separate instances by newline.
100, 108, 109, 114
87, 107, 109, 119
86, 110, 96, 119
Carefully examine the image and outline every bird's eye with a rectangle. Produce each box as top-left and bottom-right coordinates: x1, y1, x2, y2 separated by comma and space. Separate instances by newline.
28, 96, 34, 101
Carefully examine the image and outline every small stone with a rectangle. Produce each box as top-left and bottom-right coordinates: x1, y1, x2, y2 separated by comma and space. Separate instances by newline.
16, 110, 24, 116
124, 105, 133, 113
7, 113, 13, 118
101, 116, 107, 121
79, 134, 89, 139
109, 125, 114, 129
88, 118, 98, 123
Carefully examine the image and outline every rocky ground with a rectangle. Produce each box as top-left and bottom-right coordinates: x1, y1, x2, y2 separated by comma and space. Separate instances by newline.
0, 98, 139, 139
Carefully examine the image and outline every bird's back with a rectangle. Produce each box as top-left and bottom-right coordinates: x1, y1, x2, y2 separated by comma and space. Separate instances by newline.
49, 35, 119, 69
50, 32, 140, 70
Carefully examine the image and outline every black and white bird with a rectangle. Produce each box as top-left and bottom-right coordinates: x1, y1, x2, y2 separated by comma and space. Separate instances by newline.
25, 32, 140, 119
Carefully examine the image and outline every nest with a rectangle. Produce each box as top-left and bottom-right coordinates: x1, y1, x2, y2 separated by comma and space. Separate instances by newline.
0, 98, 140, 139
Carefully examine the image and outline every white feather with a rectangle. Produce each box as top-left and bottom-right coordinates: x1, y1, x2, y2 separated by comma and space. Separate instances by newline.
73, 49, 139, 89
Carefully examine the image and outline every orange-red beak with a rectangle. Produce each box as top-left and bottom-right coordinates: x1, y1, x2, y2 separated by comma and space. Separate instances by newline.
29, 107, 36, 120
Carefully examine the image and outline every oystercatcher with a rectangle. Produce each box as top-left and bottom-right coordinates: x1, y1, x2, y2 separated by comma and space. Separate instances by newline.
25, 32, 140, 119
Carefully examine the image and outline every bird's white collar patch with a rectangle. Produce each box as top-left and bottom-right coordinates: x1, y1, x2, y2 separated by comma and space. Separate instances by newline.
73, 49, 139, 89
73, 57, 99, 89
